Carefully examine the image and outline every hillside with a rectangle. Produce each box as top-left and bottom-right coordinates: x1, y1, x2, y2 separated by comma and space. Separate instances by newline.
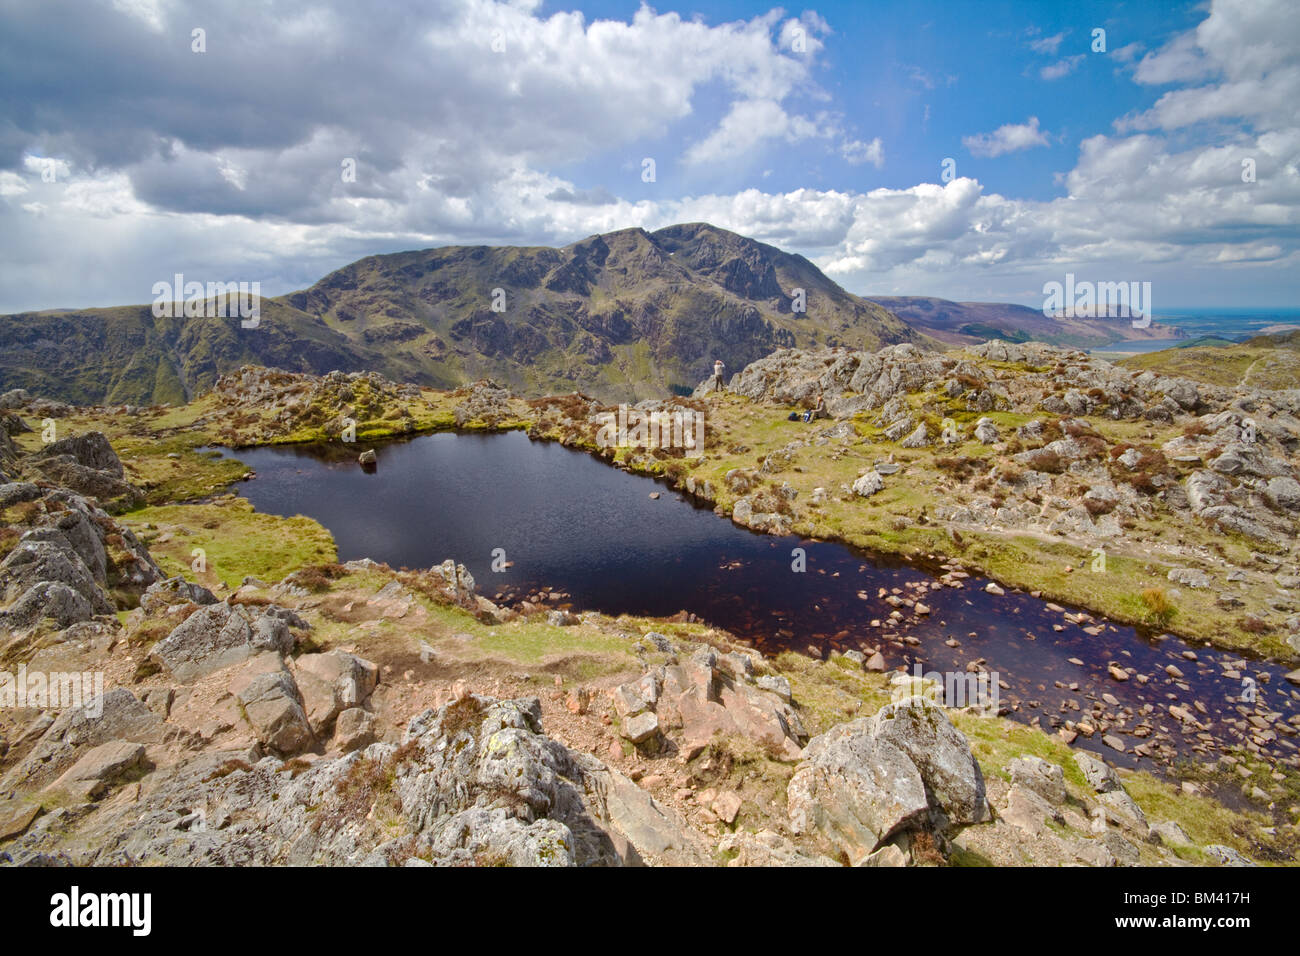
0, 224, 925, 406
2, 358, 1295, 866
868, 295, 1182, 349
1118, 329, 1300, 390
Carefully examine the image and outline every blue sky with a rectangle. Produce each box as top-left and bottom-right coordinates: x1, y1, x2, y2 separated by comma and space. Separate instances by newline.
0, 0, 1295, 312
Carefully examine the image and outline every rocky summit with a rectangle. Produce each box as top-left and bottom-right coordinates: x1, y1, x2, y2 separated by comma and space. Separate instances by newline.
1, 331, 1297, 869
0, 224, 921, 407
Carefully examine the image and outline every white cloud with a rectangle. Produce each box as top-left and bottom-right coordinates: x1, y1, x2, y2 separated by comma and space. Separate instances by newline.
1028, 31, 1068, 55
1040, 55, 1085, 81
683, 99, 827, 166
963, 117, 1050, 157
0, 0, 1296, 312
1133, 33, 1212, 85
840, 137, 884, 168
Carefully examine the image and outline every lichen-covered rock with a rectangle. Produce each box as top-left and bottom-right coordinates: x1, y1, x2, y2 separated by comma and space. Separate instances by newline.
787, 697, 987, 865
149, 602, 296, 681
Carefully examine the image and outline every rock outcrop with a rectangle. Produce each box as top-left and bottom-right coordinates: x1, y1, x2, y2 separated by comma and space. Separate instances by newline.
787, 696, 988, 865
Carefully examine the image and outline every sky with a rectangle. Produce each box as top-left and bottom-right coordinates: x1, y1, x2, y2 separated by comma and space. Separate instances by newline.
0, 0, 1296, 313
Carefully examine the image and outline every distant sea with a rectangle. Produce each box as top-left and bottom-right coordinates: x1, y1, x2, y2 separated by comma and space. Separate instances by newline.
1090, 307, 1300, 356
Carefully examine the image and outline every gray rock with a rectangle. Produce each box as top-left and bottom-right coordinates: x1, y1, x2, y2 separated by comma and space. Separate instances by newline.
1074, 751, 1121, 793
291, 650, 379, 734
756, 674, 792, 703
1167, 567, 1212, 589
852, 471, 884, 497
1007, 756, 1067, 805
2, 689, 159, 792
332, 708, 377, 752
788, 718, 929, 864
622, 711, 660, 744
787, 698, 987, 865
34, 431, 124, 477
48, 740, 146, 796
1098, 789, 1149, 836
237, 671, 314, 755
140, 576, 218, 613
0, 534, 113, 614
973, 417, 1000, 444
149, 603, 295, 681
1203, 844, 1254, 866
0, 581, 94, 628
1266, 476, 1300, 511
899, 423, 930, 448
871, 697, 989, 826
1149, 820, 1191, 847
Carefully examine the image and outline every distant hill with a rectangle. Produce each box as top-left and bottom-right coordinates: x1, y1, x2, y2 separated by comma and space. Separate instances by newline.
866, 295, 1182, 349
0, 223, 926, 405
1117, 329, 1300, 389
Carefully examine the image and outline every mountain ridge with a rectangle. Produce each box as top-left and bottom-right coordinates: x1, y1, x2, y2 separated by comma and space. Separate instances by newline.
0, 223, 925, 405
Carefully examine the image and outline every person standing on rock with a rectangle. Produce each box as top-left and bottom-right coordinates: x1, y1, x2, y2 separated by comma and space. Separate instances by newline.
712, 359, 726, 393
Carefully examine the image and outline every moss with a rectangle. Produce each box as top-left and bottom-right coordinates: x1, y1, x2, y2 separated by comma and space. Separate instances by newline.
121, 497, 336, 589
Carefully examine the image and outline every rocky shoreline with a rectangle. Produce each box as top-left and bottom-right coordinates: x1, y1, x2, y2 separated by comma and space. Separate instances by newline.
2, 347, 1298, 866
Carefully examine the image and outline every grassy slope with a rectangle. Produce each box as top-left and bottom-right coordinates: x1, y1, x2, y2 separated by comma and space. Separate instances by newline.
1118, 330, 1300, 389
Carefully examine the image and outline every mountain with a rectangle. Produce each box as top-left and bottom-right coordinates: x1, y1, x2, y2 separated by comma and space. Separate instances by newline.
866, 295, 1183, 349
0, 223, 925, 405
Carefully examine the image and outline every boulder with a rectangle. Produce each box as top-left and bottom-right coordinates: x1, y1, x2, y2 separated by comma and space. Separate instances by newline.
1007, 756, 1067, 805
236, 671, 314, 755
899, 423, 930, 448
852, 471, 884, 497
1266, 476, 1300, 511
1, 689, 159, 791
755, 674, 792, 703
1167, 567, 1212, 589
290, 650, 379, 734
34, 431, 124, 477
47, 740, 146, 799
870, 697, 989, 826
333, 708, 377, 752
787, 698, 987, 865
0, 534, 113, 614
1149, 820, 1191, 847
0, 581, 94, 628
621, 711, 660, 744
787, 719, 929, 864
149, 603, 295, 681
139, 576, 218, 613
973, 417, 1000, 444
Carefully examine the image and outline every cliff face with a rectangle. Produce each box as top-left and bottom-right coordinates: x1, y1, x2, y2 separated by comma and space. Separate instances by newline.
0, 223, 925, 406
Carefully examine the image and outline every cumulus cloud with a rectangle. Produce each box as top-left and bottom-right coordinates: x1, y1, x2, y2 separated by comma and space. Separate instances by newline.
840, 138, 884, 167
0, 0, 1296, 312
962, 117, 1051, 157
